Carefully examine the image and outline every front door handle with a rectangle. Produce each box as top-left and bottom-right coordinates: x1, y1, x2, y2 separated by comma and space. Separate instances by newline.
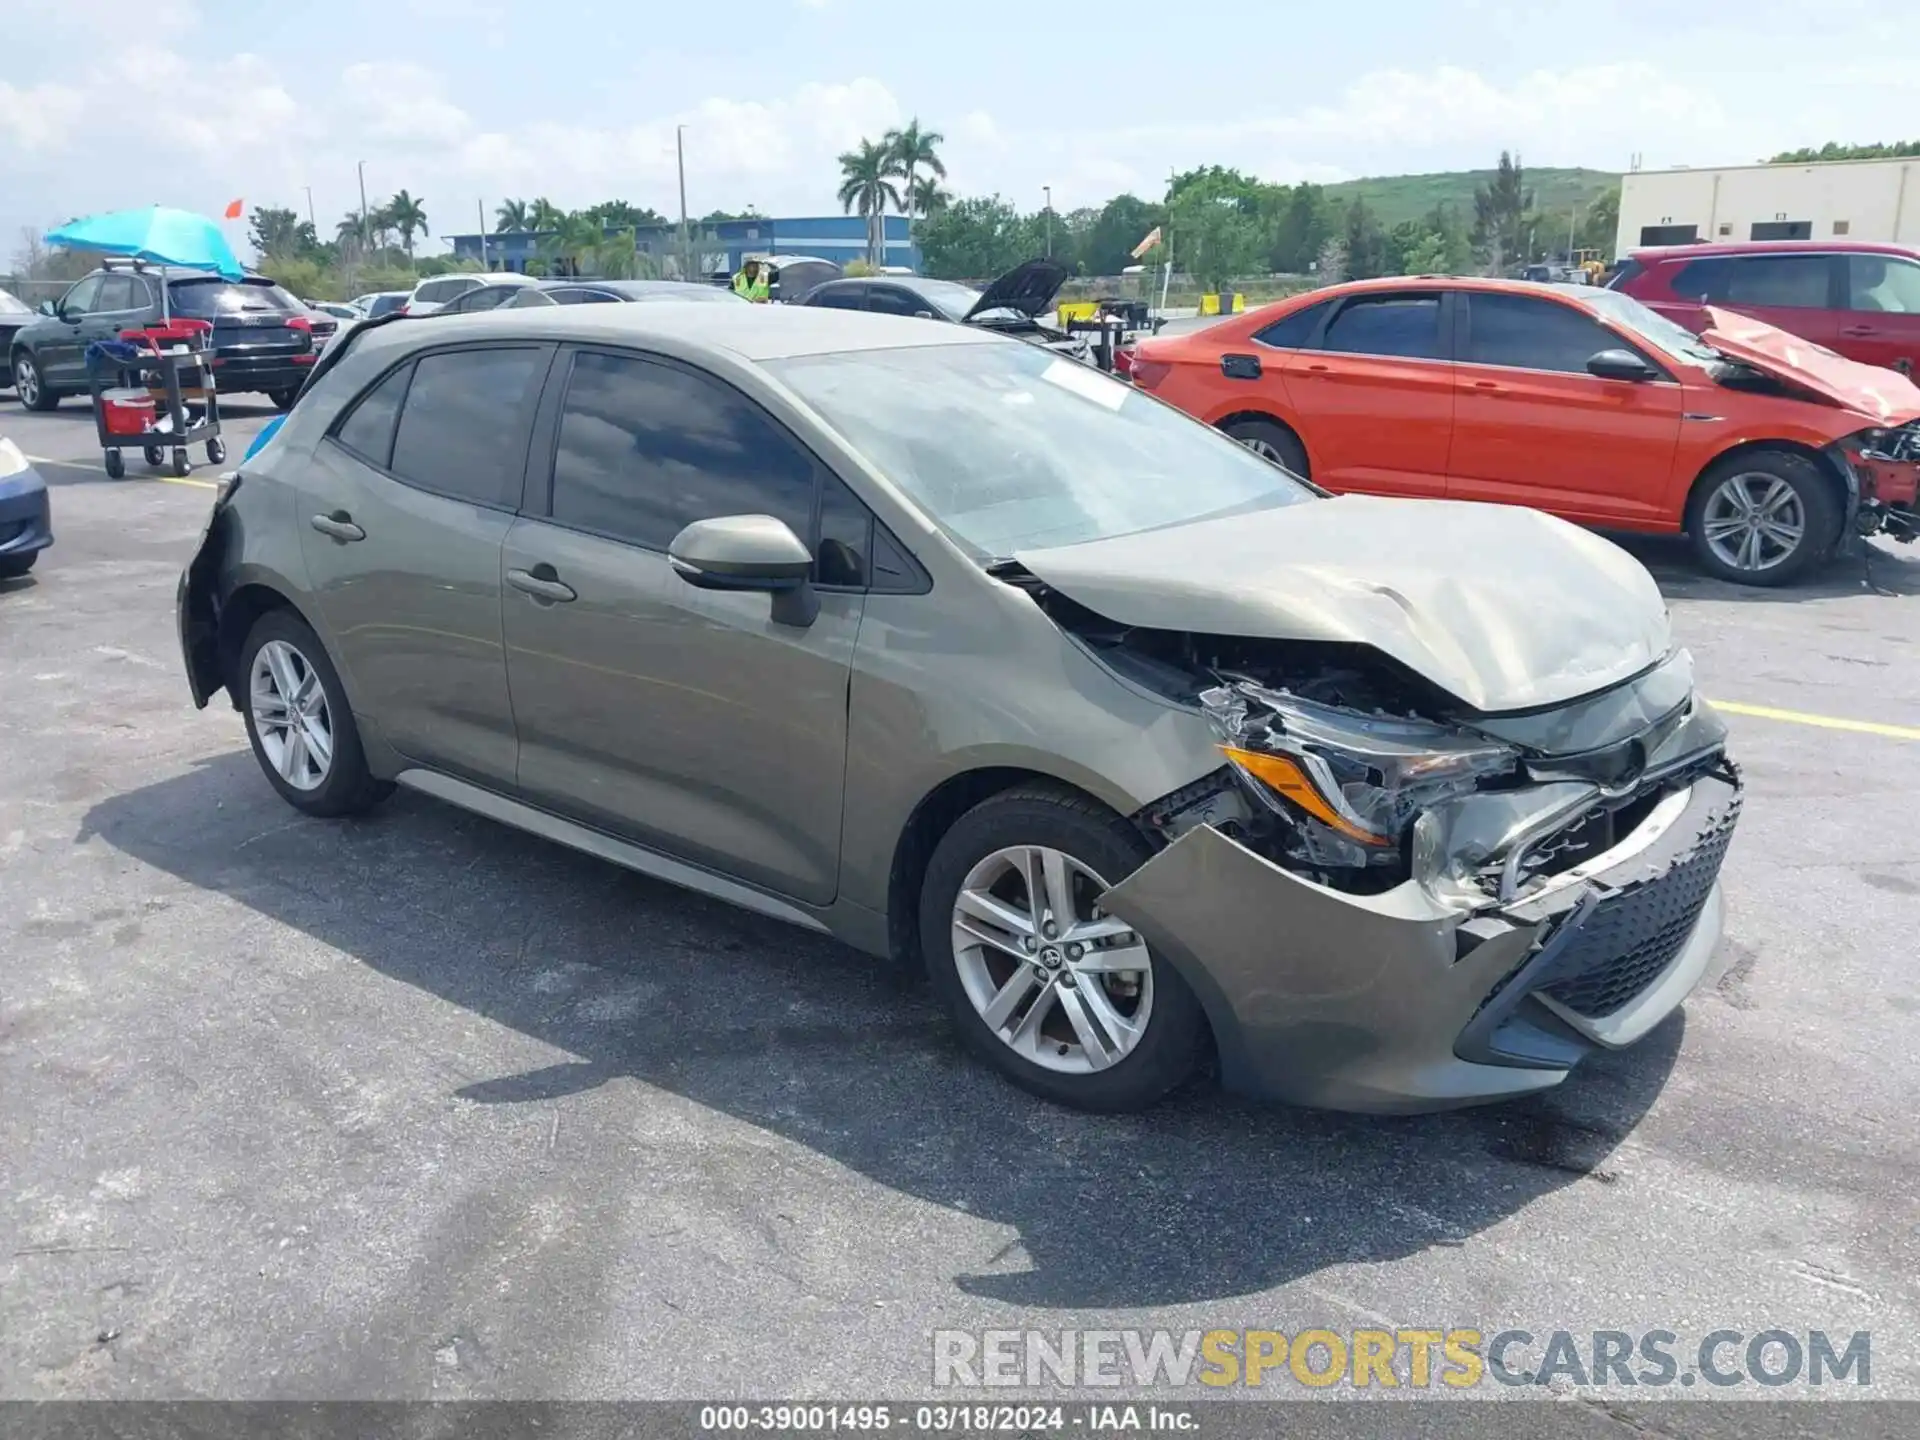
507, 565, 577, 604
309, 511, 365, 543
1471, 379, 1502, 391
1841, 324, 1877, 337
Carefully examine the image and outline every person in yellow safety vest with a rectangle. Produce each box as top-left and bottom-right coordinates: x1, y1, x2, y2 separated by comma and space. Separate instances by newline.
732, 258, 771, 302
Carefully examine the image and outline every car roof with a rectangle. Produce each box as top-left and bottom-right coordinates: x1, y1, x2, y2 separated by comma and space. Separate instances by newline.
360, 297, 997, 362
1629, 239, 1919, 262
1284, 275, 1608, 302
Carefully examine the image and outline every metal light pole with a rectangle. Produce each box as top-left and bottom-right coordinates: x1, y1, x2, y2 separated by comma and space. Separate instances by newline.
1043, 185, 1053, 258
676, 125, 692, 280
478, 198, 488, 270
357, 160, 369, 247
302, 186, 316, 231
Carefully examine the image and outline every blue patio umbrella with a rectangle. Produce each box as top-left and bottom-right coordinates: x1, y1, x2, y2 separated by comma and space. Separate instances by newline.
45, 206, 244, 285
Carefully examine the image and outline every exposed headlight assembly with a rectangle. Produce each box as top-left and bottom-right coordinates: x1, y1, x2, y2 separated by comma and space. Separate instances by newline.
1201, 681, 1518, 868
0, 436, 31, 481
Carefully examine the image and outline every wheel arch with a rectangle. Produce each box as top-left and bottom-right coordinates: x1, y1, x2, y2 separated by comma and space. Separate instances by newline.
885, 766, 1138, 972
1686, 437, 1855, 538
211, 576, 325, 711
1212, 410, 1311, 476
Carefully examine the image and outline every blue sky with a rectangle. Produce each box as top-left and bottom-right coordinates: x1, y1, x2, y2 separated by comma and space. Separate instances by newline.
4, 0, 1915, 257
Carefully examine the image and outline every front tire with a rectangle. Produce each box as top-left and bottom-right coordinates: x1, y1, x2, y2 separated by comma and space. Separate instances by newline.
238, 610, 391, 817
268, 388, 298, 411
1222, 416, 1309, 478
13, 351, 58, 412
919, 786, 1206, 1112
0, 551, 38, 579
1686, 450, 1840, 586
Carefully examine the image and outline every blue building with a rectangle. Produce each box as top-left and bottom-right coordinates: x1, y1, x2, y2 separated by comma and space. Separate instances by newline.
443, 213, 919, 276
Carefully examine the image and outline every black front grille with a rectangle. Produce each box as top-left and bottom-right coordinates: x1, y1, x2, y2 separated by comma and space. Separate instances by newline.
1539, 797, 1740, 1018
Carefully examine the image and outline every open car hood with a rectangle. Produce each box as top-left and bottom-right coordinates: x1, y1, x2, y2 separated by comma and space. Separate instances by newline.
1014, 494, 1671, 714
964, 258, 1071, 321
1702, 306, 1920, 425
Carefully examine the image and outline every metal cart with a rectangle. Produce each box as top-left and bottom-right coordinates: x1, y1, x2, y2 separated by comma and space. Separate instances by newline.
86, 321, 226, 480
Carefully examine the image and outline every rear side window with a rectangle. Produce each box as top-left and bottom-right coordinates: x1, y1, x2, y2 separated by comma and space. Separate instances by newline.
1253, 298, 1333, 349
1604, 259, 1644, 291
548, 350, 816, 552
94, 275, 142, 312
508, 289, 558, 308
386, 347, 547, 508
169, 280, 301, 316
807, 286, 867, 311
415, 278, 466, 304
549, 288, 619, 305
1465, 294, 1630, 374
1322, 294, 1445, 359
334, 364, 412, 467
866, 287, 925, 317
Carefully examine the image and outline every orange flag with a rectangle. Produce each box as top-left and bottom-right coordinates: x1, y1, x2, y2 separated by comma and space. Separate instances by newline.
224, 199, 244, 220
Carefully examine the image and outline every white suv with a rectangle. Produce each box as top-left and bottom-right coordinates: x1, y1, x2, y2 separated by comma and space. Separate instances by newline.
404, 274, 489, 315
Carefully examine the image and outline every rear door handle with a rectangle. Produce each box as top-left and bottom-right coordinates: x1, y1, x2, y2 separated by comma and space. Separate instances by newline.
1471, 379, 1503, 391
309, 511, 365, 543
1841, 325, 1877, 337
507, 566, 577, 604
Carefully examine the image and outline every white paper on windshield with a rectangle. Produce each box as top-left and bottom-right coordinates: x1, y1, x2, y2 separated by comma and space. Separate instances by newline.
1039, 357, 1127, 412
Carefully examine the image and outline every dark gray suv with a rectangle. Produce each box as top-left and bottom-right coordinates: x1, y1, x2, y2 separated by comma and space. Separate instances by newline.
177, 303, 1741, 1114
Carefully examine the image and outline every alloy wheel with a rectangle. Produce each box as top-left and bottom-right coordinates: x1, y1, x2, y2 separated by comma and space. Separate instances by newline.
1700, 472, 1806, 574
15, 355, 39, 407
249, 639, 334, 791
949, 845, 1154, 1074
1241, 436, 1287, 464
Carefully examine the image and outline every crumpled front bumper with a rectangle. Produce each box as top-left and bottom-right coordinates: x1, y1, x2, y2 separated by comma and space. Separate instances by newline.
1101, 770, 1741, 1114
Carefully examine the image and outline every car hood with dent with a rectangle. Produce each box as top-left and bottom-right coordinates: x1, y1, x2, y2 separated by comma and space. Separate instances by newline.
1702, 306, 1920, 425
1014, 494, 1672, 714
964, 258, 1071, 321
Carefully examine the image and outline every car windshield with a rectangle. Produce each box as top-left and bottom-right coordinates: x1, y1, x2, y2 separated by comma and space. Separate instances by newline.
0, 289, 28, 315
168, 279, 302, 316
908, 279, 983, 320
770, 341, 1315, 558
1581, 288, 1720, 364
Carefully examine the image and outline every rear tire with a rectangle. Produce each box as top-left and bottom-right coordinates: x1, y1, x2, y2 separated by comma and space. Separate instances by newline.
268, 388, 298, 411
919, 785, 1206, 1112
1685, 450, 1840, 587
237, 609, 392, 818
1222, 416, 1309, 478
0, 551, 38, 579
13, 351, 58, 412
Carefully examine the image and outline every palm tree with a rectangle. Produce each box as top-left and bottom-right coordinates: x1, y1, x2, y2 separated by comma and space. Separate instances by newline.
909, 175, 952, 221
494, 197, 531, 232
387, 190, 429, 257
837, 139, 901, 266
885, 120, 946, 242
528, 197, 565, 234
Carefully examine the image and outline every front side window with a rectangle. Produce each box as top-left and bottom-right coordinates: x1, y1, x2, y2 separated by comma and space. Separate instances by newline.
770, 340, 1314, 559
1847, 255, 1920, 315
1321, 294, 1445, 360
866, 287, 926, 317
807, 286, 868, 312
61, 277, 104, 315
1465, 294, 1633, 374
94, 276, 140, 312
1673, 255, 1831, 309
386, 347, 546, 507
548, 350, 816, 552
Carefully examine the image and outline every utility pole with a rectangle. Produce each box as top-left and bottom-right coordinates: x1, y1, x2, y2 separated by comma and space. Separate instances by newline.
478, 198, 488, 270
303, 186, 316, 230
676, 125, 691, 280
1043, 185, 1053, 258
1568, 201, 1579, 262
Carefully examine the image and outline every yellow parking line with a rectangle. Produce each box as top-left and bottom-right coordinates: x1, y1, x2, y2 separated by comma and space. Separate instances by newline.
1711, 699, 1920, 742
24, 453, 217, 490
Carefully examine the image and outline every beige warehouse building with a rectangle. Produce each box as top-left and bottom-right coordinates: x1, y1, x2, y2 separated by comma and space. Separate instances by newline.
1617, 156, 1919, 252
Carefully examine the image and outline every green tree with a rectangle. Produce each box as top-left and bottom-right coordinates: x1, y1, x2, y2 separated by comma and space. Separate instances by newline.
1343, 198, 1391, 280
248, 206, 305, 259
1575, 186, 1620, 260
917, 195, 1036, 279
1168, 173, 1264, 289
1081, 194, 1165, 275
837, 138, 902, 265
1770, 139, 1920, 162
884, 118, 946, 242
495, 198, 531, 232
1472, 151, 1532, 272
581, 200, 666, 229
528, 197, 565, 233
1271, 183, 1332, 273
386, 190, 429, 257
908, 175, 953, 222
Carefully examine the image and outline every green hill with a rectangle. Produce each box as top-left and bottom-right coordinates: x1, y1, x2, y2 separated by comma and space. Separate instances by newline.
1320, 166, 1620, 228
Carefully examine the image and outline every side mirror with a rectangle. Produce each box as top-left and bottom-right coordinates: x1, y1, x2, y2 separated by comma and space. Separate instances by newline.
668, 513, 819, 626
1587, 348, 1658, 382
914, 310, 935, 319
37, 299, 57, 317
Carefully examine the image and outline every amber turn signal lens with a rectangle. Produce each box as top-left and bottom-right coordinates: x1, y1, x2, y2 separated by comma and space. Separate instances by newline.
1221, 746, 1392, 846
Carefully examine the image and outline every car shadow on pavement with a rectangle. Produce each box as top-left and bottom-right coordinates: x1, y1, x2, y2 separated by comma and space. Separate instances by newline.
1613, 532, 1920, 601
83, 752, 1684, 1311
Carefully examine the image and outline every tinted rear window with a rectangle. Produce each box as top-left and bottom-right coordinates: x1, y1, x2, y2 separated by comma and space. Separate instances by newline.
168, 279, 300, 316
387, 347, 547, 508
1322, 294, 1445, 359
1253, 298, 1334, 348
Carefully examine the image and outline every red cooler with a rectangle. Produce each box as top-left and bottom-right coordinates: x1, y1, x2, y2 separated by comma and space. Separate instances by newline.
100, 388, 156, 438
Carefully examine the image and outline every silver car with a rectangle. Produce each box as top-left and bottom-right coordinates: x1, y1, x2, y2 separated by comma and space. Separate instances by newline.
177, 304, 1740, 1113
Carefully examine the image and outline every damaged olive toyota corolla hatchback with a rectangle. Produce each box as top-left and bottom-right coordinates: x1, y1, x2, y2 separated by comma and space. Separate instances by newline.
178, 304, 1740, 1114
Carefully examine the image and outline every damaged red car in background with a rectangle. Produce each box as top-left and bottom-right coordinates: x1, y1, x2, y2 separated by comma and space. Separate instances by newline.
1130, 278, 1920, 584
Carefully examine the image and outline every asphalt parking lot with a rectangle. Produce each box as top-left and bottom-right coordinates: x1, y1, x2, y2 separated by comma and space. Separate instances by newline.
3, 389, 1918, 1413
